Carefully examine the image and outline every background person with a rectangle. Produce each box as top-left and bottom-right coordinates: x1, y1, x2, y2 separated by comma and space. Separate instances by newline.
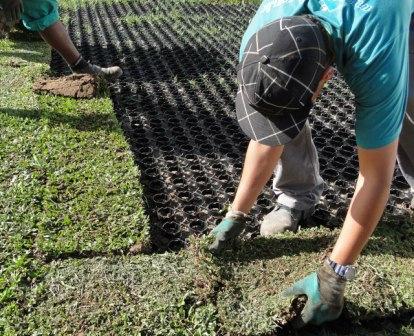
0, 0, 122, 80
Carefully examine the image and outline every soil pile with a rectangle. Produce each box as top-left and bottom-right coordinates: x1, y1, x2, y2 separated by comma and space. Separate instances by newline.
33, 74, 97, 99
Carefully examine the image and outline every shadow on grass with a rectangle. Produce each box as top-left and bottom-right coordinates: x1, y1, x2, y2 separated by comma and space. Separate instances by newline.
295, 305, 414, 336
0, 107, 122, 133
265, 307, 414, 336
212, 222, 413, 264
215, 234, 334, 264
7, 21, 44, 42
0, 47, 48, 65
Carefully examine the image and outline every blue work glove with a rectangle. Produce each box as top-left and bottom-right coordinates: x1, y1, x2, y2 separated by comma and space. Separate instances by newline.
208, 210, 247, 253
1, 0, 23, 22
283, 262, 346, 328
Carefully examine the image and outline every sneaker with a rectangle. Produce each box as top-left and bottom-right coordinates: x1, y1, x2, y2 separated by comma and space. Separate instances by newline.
260, 203, 315, 236
71, 57, 123, 81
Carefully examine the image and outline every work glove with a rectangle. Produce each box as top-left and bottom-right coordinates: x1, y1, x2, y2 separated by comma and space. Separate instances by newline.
208, 210, 247, 253
282, 262, 346, 328
1, 0, 23, 22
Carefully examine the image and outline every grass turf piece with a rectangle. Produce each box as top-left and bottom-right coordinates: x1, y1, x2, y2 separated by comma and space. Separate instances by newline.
12, 227, 414, 335
0, 37, 149, 334
20, 255, 218, 335
60, 0, 261, 11
215, 225, 414, 335
0, 39, 149, 259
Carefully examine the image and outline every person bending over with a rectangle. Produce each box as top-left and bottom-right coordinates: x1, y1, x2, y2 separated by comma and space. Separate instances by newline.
210, 0, 414, 328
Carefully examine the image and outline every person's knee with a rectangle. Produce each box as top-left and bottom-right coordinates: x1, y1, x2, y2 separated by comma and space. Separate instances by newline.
21, 0, 59, 32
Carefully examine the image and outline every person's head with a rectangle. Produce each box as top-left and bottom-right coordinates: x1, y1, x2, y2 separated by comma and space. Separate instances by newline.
236, 15, 335, 147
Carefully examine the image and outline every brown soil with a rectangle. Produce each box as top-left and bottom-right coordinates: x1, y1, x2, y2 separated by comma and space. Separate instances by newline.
128, 241, 152, 255
33, 74, 98, 99
279, 295, 308, 327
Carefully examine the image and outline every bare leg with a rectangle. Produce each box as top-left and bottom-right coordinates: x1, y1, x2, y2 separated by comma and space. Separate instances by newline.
39, 20, 122, 80
39, 20, 80, 65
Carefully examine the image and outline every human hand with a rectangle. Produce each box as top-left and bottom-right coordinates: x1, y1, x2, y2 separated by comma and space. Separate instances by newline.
1, 0, 23, 22
282, 262, 346, 328
208, 211, 247, 253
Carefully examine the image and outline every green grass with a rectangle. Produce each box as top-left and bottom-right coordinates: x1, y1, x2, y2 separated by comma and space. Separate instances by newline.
122, 10, 231, 38
60, 0, 261, 11
1, 0, 413, 335
19, 255, 217, 335
216, 225, 414, 335
4, 228, 413, 335
0, 38, 149, 334
122, 13, 165, 25
0, 39, 52, 335
0, 40, 149, 259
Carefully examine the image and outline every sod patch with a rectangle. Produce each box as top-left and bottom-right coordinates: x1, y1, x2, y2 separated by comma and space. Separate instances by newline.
0, 37, 149, 334
0, 39, 149, 259
215, 225, 414, 335
20, 254, 218, 335
13, 227, 414, 335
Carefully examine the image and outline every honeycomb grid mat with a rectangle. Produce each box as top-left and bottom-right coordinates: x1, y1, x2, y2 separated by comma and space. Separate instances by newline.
50, 0, 412, 251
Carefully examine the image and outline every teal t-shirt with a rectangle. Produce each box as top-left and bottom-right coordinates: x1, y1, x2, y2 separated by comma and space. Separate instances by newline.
240, 0, 414, 149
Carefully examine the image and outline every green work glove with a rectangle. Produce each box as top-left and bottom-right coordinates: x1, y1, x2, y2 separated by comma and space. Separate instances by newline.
283, 262, 346, 328
208, 210, 247, 253
1, 0, 23, 22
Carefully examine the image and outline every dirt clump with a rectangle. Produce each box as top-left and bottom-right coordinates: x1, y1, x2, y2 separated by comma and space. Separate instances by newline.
277, 295, 308, 328
128, 241, 153, 255
33, 74, 98, 99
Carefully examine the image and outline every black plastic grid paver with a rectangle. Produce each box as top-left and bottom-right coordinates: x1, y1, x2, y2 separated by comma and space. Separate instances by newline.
50, 0, 412, 251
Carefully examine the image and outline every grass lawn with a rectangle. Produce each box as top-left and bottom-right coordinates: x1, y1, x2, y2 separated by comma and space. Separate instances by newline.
0, 37, 149, 334
1, 0, 413, 335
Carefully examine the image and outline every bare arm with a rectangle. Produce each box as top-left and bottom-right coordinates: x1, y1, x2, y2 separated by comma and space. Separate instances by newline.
330, 139, 398, 265
208, 140, 283, 252
232, 140, 284, 213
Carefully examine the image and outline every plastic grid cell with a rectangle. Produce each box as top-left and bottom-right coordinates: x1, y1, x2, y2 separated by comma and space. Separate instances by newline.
50, 1, 412, 251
